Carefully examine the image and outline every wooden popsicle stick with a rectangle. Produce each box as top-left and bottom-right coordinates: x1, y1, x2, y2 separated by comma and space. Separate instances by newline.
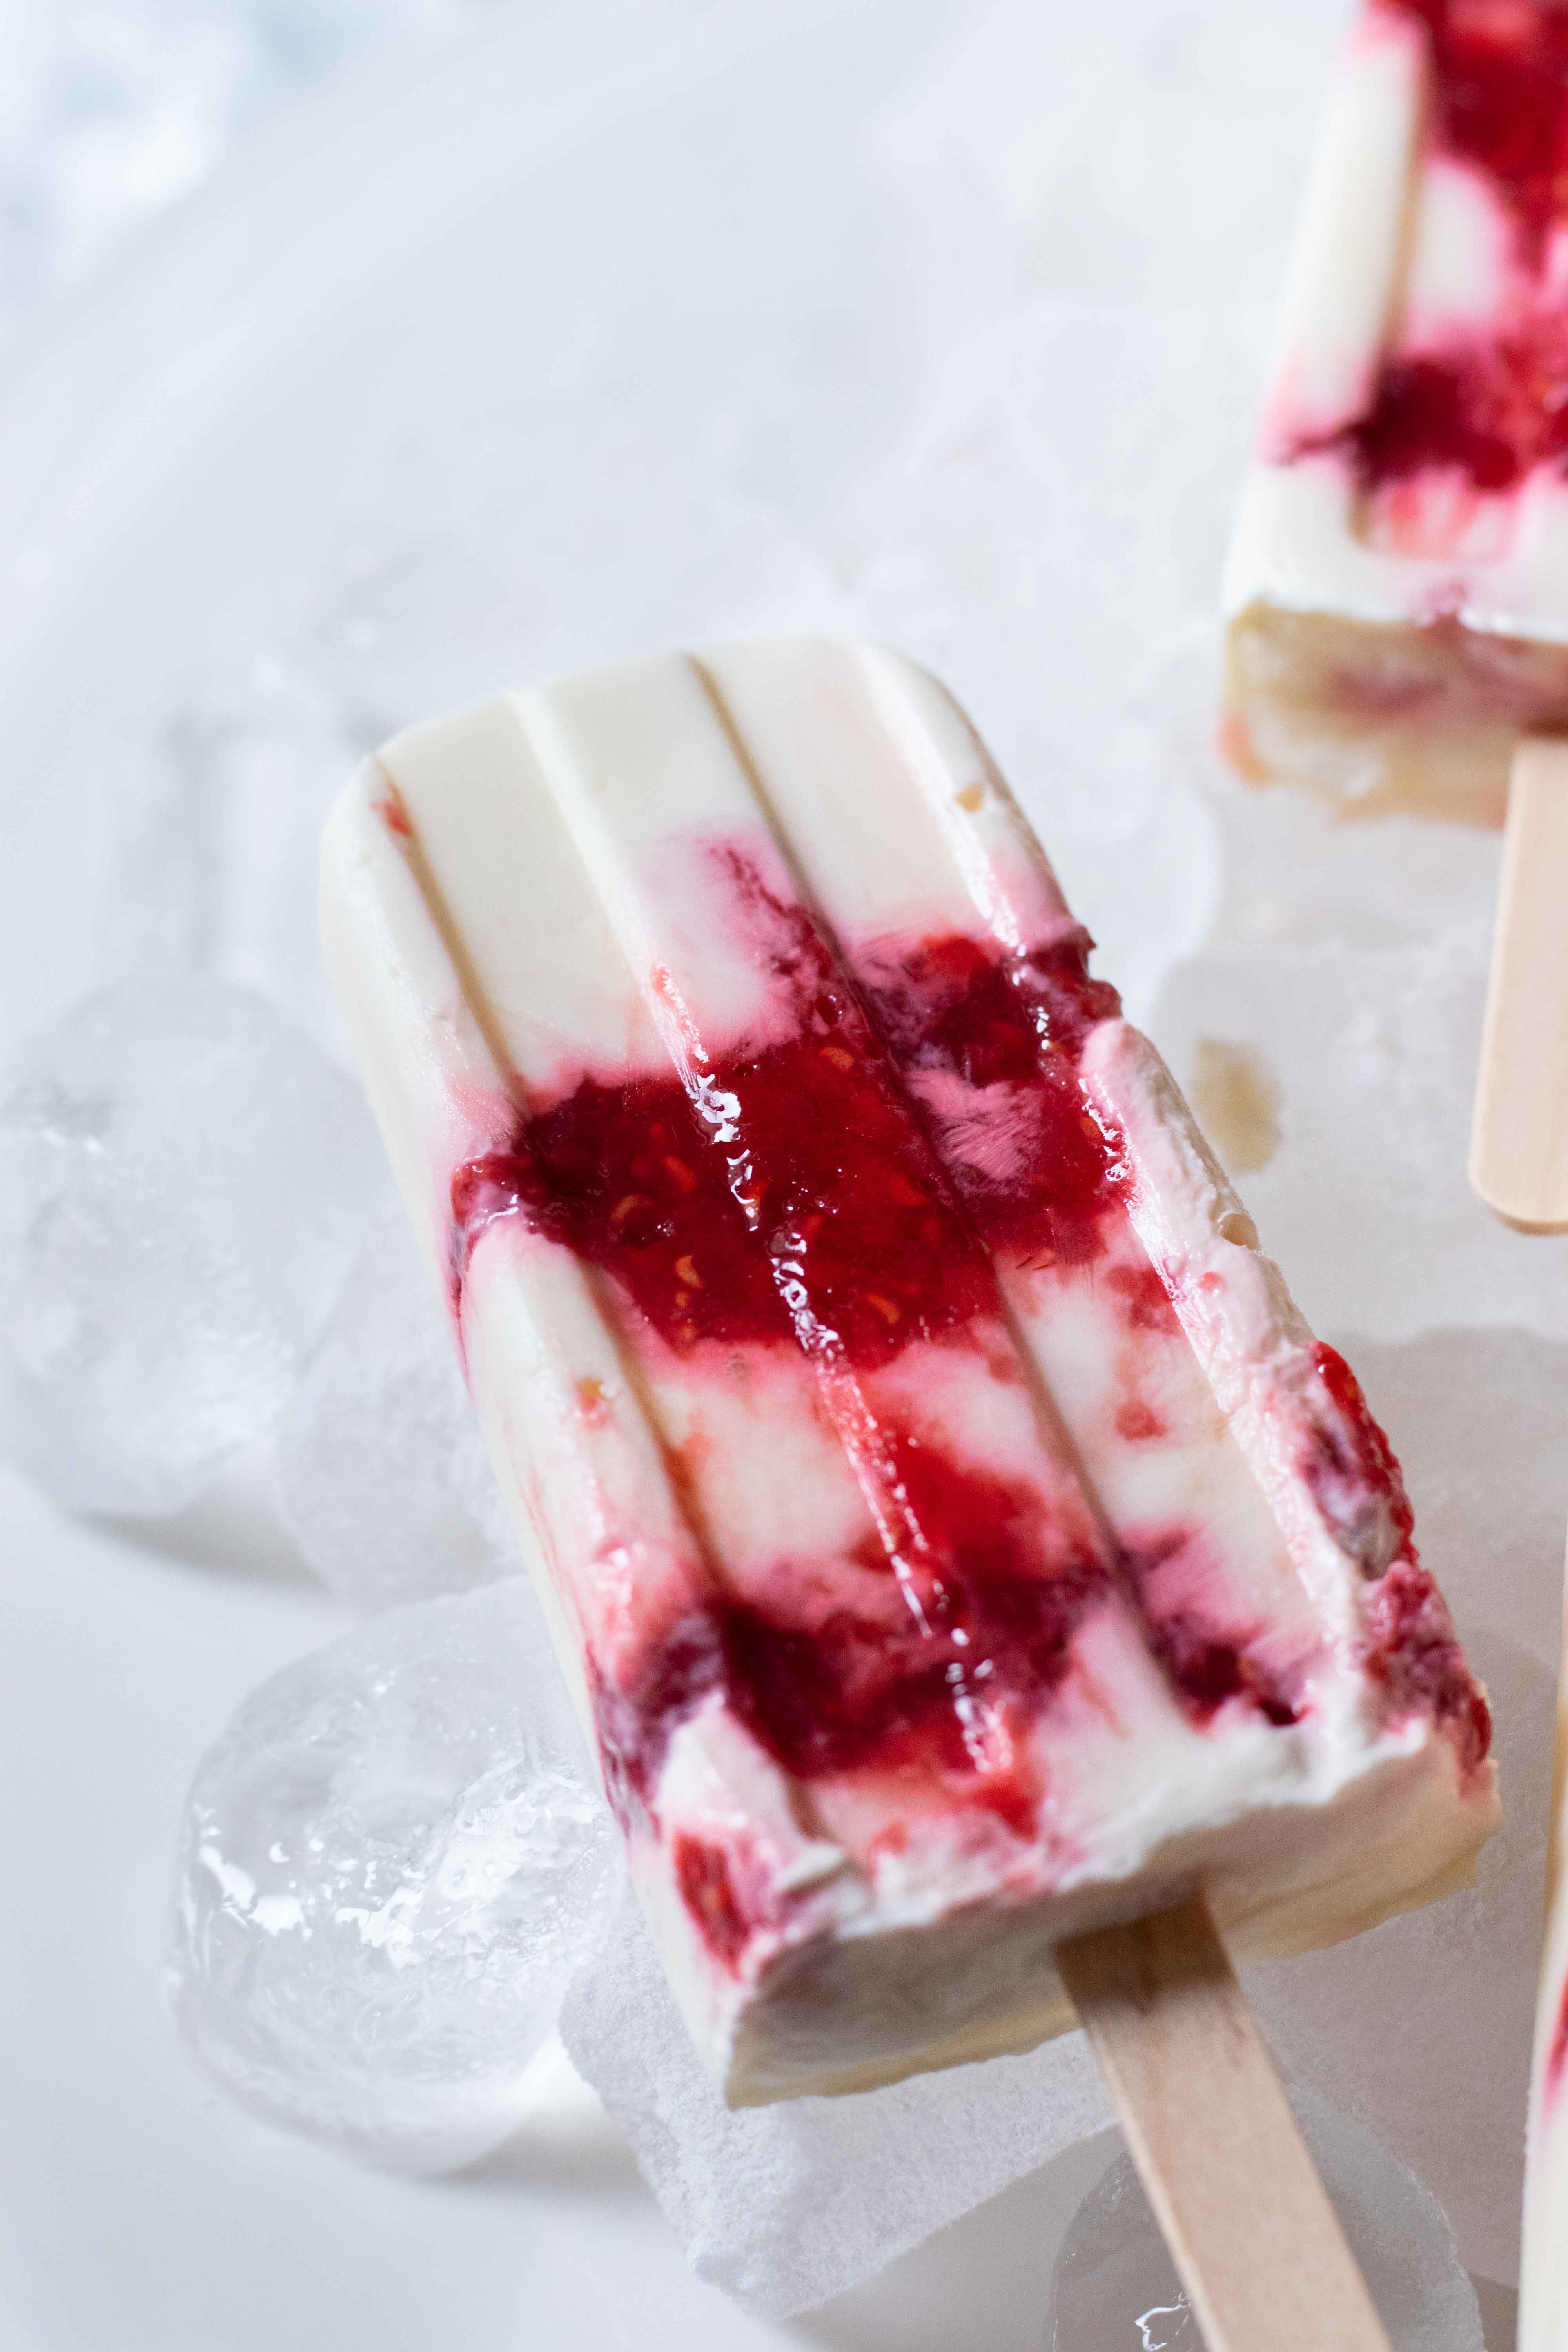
1057, 1894, 1390, 2352
1470, 733, 1568, 1235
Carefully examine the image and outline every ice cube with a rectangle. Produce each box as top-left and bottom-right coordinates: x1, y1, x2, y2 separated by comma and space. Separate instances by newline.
0, 979, 386, 1515
168, 1579, 621, 2175
1048, 2086, 1483, 2350
275, 1208, 514, 1610
559, 1891, 1114, 2318
97, 664, 365, 1050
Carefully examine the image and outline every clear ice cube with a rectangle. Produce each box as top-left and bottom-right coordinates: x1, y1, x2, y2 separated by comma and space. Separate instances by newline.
0, 979, 385, 1515
275, 1208, 514, 1610
559, 1891, 1114, 2318
169, 1579, 621, 2175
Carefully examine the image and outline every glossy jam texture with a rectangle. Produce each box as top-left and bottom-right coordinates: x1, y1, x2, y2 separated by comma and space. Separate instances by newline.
453, 986, 1001, 1365
454, 890, 1140, 1836
1292, 0, 1568, 495
854, 929, 1124, 1269
453, 921, 1127, 1354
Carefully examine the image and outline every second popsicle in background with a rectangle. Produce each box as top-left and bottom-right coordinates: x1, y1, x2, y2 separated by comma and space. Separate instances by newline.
1223, 0, 1568, 1233
1223, 6, 1568, 2337
1525, 1573, 1568, 2352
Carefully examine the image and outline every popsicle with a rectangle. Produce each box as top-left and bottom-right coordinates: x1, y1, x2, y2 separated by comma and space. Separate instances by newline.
1223, 0, 1568, 1232
1223, 11, 1565, 2324
322, 641, 1493, 2343
1523, 1566, 1568, 2352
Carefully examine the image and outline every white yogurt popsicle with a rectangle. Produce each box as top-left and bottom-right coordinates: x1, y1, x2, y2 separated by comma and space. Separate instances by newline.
1224, 0, 1568, 823
1523, 1573, 1568, 2352
321, 639, 1497, 2105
